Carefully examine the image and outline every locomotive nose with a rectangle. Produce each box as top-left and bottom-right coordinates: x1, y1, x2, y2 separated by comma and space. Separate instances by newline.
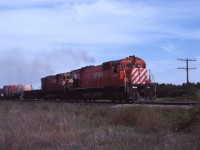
130, 68, 148, 85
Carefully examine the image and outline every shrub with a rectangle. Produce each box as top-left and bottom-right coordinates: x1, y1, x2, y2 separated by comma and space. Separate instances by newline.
171, 106, 200, 133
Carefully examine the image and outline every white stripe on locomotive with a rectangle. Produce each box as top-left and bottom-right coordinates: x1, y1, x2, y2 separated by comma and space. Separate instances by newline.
131, 68, 147, 84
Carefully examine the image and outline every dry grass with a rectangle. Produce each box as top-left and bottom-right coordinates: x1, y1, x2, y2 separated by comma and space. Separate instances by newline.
0, 101, 199, 150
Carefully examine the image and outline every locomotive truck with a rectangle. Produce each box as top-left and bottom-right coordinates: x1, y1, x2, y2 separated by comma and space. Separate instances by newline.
23, 55, 155, 102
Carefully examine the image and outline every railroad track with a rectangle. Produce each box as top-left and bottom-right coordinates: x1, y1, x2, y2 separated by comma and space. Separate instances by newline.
133, 101, 200, 106
2, 99, 199, 107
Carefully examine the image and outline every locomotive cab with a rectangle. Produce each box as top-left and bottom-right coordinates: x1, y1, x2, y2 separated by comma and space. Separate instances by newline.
120, 56, 146, 81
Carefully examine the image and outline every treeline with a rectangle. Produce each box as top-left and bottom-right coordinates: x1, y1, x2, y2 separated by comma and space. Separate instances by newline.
155, 82, 200, 100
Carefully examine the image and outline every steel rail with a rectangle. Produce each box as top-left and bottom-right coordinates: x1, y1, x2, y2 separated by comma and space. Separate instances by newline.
1, 99, 199, 106
133, 101, 200, 106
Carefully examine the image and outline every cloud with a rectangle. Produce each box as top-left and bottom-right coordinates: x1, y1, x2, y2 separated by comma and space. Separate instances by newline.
161, 43, 177, 54
0, 48, 94, 88
1, 0, 200, 48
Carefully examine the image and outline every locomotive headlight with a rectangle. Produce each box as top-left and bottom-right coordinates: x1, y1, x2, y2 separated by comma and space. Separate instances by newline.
132, 86, 137, 89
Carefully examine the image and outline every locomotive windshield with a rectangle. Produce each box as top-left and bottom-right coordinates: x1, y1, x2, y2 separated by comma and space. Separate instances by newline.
135, 64, 141, 68
126, 63, 134, 68
135, 64, 146, 68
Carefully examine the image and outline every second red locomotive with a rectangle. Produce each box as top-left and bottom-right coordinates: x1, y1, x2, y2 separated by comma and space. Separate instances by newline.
24, 55, 155, 101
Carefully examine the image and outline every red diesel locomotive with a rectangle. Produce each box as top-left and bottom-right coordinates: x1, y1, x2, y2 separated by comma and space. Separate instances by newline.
24, 55, 155, 101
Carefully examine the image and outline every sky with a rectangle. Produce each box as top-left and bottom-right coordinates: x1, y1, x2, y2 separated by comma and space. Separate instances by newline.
0, 0, 200, 89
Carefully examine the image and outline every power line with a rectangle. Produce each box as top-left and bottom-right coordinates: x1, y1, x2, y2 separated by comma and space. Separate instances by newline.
190, 63, 200, 68
154, 62, 199, 75
154, 70, 183, 78
155, 68, 182, 75
177, 58, 196, 100
154, 68, 178, 75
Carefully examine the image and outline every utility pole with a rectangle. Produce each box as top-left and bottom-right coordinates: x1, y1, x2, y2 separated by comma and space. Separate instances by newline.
177, 58, 196, 100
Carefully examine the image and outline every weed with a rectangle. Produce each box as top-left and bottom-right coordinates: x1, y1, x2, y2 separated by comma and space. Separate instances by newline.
171, 106, 200, 132
109, 108, 136, 127
0, 101, 199, 150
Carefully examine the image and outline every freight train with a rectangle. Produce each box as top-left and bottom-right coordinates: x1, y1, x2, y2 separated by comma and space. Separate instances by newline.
0, 55, 156, 102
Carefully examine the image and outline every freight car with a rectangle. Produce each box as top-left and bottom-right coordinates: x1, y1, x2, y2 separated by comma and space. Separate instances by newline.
0, 84, 33, 99
23, 55, 156, 102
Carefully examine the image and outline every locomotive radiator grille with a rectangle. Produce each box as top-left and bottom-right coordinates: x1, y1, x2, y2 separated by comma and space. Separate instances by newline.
131, 68, 147, 84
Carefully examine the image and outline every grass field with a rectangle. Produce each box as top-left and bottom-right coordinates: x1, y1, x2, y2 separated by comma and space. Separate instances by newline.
0, 101, 199, 150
